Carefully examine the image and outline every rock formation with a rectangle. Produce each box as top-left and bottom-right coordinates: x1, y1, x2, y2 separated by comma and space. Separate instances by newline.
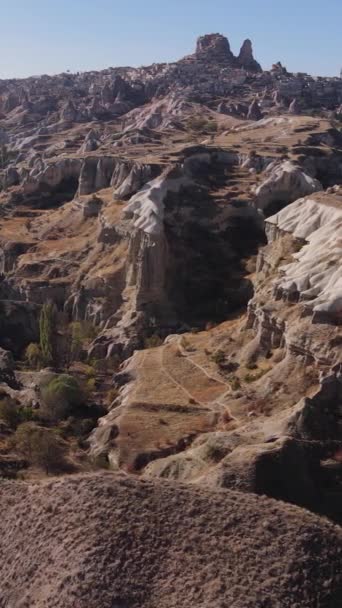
254, 160, 323, 214
237, 39, 262, 72
289, 97, 301, 114
247, 97, 262, 120
195, 33, 235, 63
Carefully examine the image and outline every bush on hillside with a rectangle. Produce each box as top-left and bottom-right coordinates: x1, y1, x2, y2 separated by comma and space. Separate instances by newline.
39, 302, 57, 365
25, 343, 43, 370
40, 374, 84, 422
13, 422, 66, 474
144, 334, 163, 349
70, 321, 99, 361
0, 399, 34, 430
0, 398, 20, 429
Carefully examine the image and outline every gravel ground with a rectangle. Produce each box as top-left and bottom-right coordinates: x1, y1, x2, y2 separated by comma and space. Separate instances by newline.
0, 472, 341, 608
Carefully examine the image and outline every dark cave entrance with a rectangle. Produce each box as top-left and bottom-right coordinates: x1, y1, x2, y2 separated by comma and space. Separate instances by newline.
25, 177, 79, 209
263, 197, 294, 218
165, 213, 265, 326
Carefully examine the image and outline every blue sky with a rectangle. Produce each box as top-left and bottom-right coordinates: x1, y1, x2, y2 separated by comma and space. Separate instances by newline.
0, 0, 341, 79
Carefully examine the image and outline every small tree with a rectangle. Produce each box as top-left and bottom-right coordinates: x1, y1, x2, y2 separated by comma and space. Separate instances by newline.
69, 321, 98, 361
25, 343, 43, 370
0, 398, 20, 429
144, 334, 163, 349
39, 302, 57, 365
211, 350, 226, 367
40, 374, 84, 421
13, 423, 66, 474
0, 144, 12, 169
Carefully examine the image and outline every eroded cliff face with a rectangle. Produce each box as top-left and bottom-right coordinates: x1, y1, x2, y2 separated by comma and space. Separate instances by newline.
88, 151, 265, 357
89, 188, 342, 522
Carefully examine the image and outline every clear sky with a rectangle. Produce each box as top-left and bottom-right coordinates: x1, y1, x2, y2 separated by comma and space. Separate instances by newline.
0, 0, 341, 79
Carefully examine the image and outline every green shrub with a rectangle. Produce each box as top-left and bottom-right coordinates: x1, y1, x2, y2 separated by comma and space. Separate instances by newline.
206, 120, 218, 133
25, 343, 43, 370
187, 116, 218, 135
88, 355, 121, 373
0, 399, 20, 429
13, 423, 66, 474
84, 377, 96, 398
40, 374, 84, 421
230, 376, 241, 391
244, 368, 270, 383
211, 350, 226, 367
0, 399, 35, 429
144, 334, 163, 349
70, 321, 99, 361
205, 442, 227, 463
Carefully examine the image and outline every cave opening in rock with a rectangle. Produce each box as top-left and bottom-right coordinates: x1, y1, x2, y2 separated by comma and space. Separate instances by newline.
263, 197, 294, 218
26, 177, 79, 209
165, 213, 265, 326
315, 169, 342, 190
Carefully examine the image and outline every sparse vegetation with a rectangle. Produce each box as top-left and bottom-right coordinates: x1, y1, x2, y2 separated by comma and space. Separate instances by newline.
40, 374, 84, 422
25, 343, 43, 370
244, 368, 270, 383
0, 399, 20, 429
211, 349, 226, 367
12, 423, 67, 474
144, 334, 163, 349
0, 144, 15, 169
0, 399, 34, 429
39, 302, 57, 366
106, 387, 119, 404
70, 321, 99, 361
230, 376, 241, 391
187, 116, 218, 135
89, 354, 121, 373
205, 441, 227, 463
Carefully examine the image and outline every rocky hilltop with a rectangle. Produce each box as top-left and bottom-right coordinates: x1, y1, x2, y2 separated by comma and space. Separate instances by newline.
0, 32, 342, 607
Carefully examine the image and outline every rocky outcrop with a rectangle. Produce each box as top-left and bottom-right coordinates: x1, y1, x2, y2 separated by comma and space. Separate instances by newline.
195, 33, 235, 63
78, 129, 100, 153
247, 98, 262, 121
237, 39, 262, 72
60, 100, 78, 122
113, 162, 160, 200
288, 98, 301, 114
22, 157, 82, 197
254, 160, 323, 214
266, 194, 342, 318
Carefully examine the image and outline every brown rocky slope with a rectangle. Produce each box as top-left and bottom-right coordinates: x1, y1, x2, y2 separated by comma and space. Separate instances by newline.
1, 472, 342, 608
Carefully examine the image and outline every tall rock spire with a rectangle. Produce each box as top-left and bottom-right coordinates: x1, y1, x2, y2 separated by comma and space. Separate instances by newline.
237, 39, 262, 72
